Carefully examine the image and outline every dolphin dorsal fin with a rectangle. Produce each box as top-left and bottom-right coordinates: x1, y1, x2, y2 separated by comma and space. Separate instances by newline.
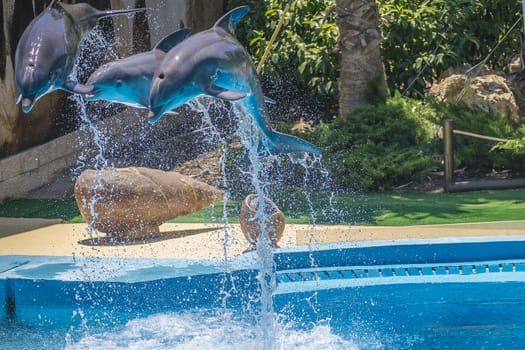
214, 6, 249, 35
154, 28, 192, 53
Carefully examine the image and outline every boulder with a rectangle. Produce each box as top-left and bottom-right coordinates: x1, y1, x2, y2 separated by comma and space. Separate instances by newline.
74, 167, 223, 239
428, 70, 520, 122
240, 194, 285, 250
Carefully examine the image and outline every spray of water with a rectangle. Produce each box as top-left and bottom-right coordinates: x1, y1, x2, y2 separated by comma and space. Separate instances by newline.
66, 24, 117, 242
64, 311, 358, 350
59, 8, 350, 349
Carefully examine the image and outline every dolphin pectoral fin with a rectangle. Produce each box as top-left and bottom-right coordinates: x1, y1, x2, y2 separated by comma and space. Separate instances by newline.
216, 90, 246, 101
154, 28, 192, 53
63, 79, 80, 94
72, 83, 95, 95
206, 85, 246, 101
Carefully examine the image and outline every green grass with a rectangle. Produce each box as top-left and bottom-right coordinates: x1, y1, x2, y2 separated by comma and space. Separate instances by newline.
0, 199, 83, 222
2, 189, 522, 226
355, 190, 525, 226
180, 189, 525, 226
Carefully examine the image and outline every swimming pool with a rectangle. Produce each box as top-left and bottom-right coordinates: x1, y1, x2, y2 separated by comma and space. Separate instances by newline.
2, 236, 525, 349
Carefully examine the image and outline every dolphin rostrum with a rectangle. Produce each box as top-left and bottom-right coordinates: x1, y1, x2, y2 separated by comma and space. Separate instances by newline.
148, 6, 320, 156
15, 0, 144, 113
72, 28, 192, 109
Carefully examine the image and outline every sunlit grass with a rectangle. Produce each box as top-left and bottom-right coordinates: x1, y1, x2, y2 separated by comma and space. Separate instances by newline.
0, 189, 524, 226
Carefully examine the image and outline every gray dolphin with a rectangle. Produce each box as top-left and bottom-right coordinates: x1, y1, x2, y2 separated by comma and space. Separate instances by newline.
15, 0, 144, 113
148, 6, 320, 156
72, 28, 192, 109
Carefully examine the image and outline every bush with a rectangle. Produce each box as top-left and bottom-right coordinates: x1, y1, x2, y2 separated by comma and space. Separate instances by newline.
491, 137, 525, 171
428, 101, 525, 170
491, 137, 525, 172
308, 95, 440, 190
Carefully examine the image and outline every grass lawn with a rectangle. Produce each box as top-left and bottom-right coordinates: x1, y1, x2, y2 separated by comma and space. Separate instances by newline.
0, 189, 524, 226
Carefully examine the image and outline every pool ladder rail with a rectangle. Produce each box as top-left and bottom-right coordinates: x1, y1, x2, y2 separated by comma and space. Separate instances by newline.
275, 261, 525, 292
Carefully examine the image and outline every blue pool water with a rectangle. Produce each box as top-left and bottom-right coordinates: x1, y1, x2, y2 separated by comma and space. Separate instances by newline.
2, 236, 525, 349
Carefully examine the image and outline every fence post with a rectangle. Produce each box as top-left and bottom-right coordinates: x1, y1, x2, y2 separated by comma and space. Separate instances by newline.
443, 119, 454, 192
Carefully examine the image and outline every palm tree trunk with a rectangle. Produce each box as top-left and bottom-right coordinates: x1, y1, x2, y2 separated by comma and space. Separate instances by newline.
185, 0, 226, 33
336, 0, 387, 117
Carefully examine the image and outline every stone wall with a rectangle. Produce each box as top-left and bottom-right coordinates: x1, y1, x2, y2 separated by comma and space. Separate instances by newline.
0, 110, 145, 202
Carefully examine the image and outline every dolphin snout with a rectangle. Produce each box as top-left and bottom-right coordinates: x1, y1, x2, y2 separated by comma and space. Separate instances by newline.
18, 96, 35, 113
16, 93, 36, 113
147, 107, 164, 125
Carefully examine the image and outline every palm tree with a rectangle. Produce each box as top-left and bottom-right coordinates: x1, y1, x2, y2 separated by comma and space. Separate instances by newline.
335, 0, 387, 117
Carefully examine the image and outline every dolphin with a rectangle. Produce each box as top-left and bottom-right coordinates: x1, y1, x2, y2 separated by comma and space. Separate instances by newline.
73, 26, 275, 110
72, 28, 192, 109
15, 0, 144, 113
148, 6, 320, 156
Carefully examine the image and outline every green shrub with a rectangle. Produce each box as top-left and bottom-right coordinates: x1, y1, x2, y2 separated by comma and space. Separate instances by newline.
491, 137, 525, 172
428, 101, 525, 170
309, 95, 440, 190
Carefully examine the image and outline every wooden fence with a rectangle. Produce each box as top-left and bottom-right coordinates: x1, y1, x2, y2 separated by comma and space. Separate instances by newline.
442, 119, 525, 192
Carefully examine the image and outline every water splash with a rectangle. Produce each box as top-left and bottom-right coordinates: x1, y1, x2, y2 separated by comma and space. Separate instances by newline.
68, 25, 116, 242
186, 97, 241, 309
64, 312, 358, 350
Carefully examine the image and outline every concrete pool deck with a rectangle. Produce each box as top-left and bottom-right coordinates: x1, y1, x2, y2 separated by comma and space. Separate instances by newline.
0, 218, 524, 260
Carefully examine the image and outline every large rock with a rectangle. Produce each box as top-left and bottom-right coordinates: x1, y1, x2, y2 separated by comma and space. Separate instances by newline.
74, 167, 223, 239
428, 70, 520, 122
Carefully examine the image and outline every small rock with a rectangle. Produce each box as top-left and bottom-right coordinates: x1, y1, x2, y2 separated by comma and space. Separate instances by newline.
240, 194, 285, 250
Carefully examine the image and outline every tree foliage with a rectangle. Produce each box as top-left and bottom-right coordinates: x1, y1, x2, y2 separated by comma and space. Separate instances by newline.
228, 0, 339, 102
379, 0, 522, 97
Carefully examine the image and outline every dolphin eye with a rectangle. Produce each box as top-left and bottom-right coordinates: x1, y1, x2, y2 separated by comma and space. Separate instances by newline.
116, 80, 122, 87
158, 73, 165, 80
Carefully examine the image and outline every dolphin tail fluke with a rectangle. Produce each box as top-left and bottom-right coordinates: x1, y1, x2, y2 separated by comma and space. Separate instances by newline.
215, 6, 249, 35
264, 131, 321, 156
59, 3, 145, 24
96, 7, 146, 20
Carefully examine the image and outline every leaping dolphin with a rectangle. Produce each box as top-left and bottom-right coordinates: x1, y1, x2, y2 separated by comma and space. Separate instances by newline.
72, 28, 192, 109
15, 0, 144, 113
148, 6, 320, 156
